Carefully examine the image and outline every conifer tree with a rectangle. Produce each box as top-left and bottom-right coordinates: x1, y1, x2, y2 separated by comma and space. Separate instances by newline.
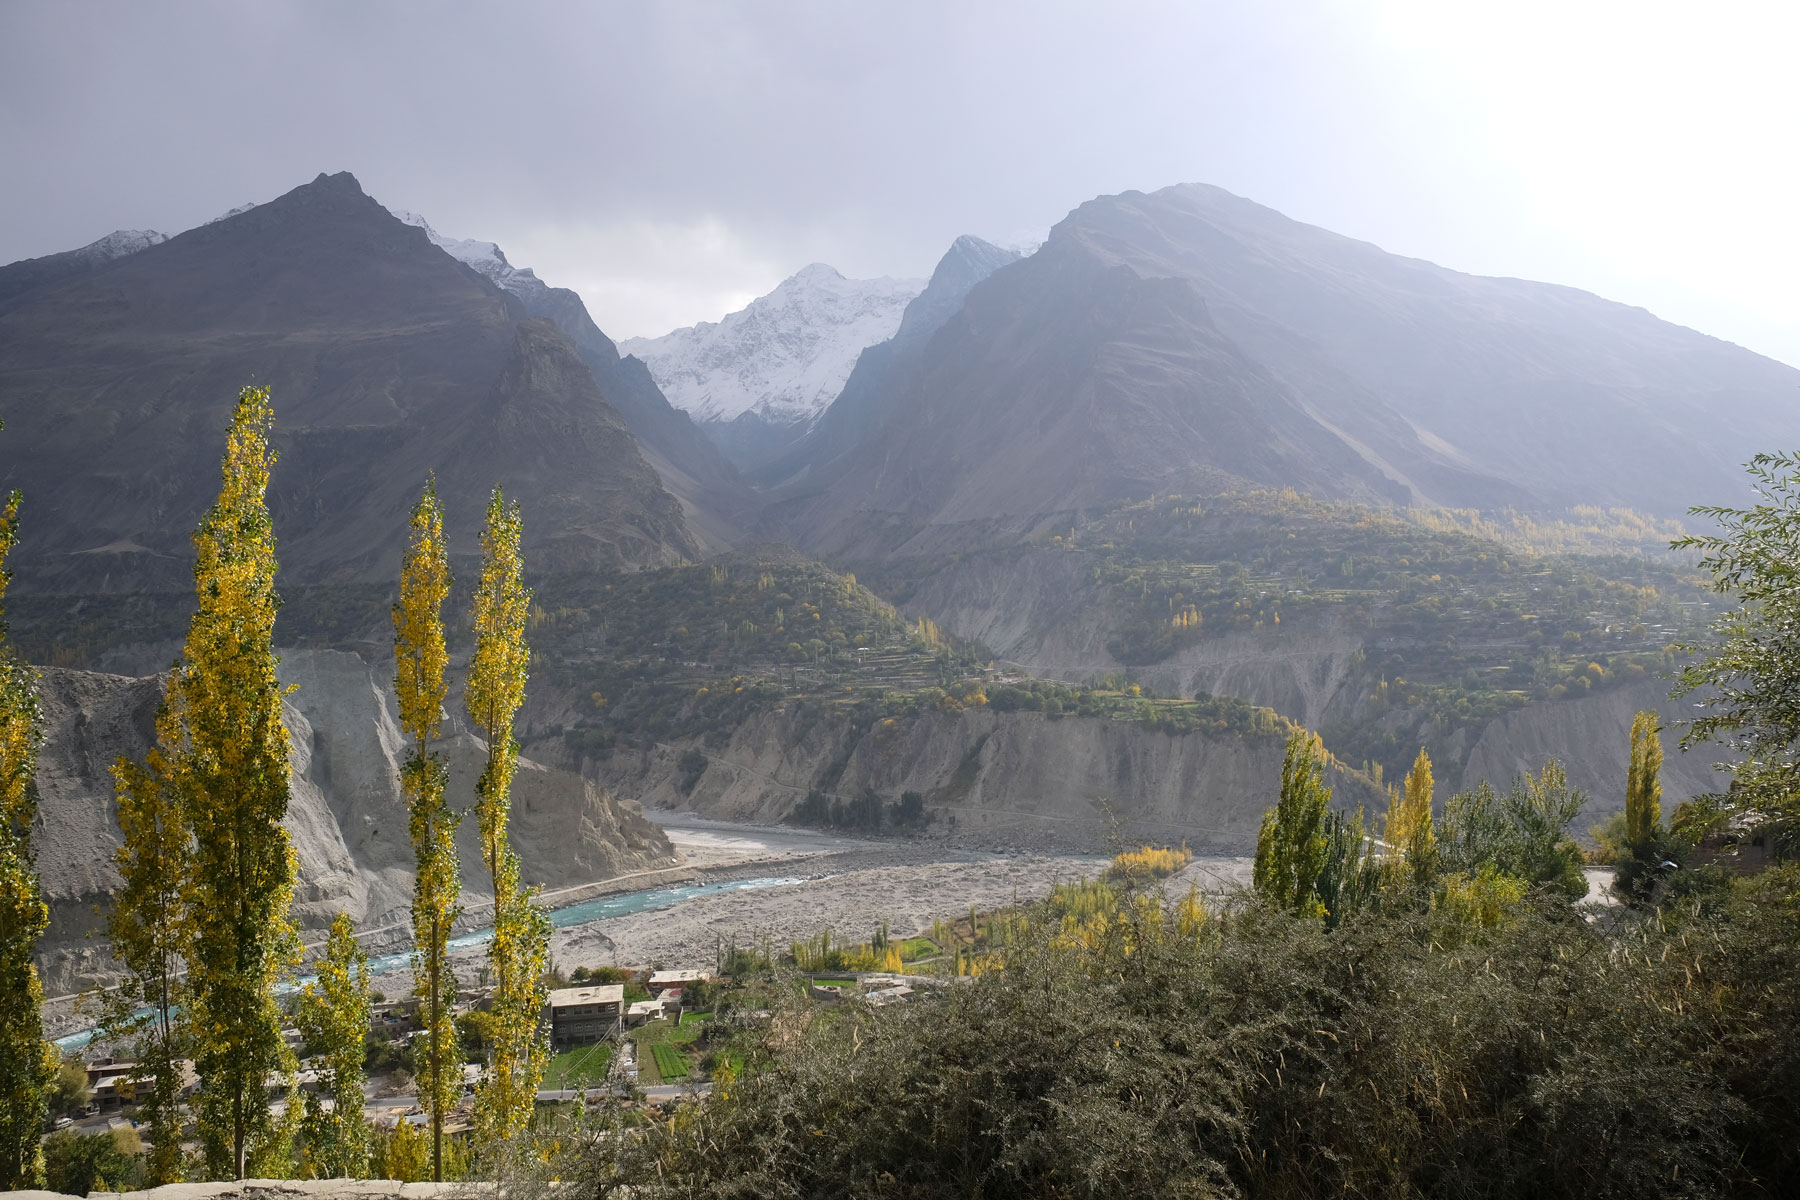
297, 914, 370, 1179
1626, 710, 1664, 847
164, 385, 299, 1179
1253, 730, 1331, 918
108, 678, 195, 1186
465, 488, 549, 1145
0, 443, 53, 1190
392, 479, 460, 1181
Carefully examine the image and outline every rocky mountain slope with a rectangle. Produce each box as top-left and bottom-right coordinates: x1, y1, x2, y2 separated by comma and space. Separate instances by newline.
32, 648, 678, 996
0, 171, 697, 593
621, 263, 923, 468
764, 184, 1800, 558
576, 701, 1381, 851
391, 210, 756, 549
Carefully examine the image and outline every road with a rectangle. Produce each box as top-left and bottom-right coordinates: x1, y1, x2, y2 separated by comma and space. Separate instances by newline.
536, 1083, 711, 1103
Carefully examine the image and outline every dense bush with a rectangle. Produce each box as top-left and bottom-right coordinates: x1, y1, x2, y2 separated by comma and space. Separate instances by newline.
43, 1129, 141, 1195
564, 868, 1800, 1199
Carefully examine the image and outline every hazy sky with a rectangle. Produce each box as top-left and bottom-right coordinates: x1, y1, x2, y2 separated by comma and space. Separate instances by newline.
3, 1, 1796, 361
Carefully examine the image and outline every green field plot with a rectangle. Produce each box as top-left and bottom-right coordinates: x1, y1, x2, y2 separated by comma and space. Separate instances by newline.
897, 937, 940, 961
652, 1042, 691, 1080
544, 1043, 613, 1088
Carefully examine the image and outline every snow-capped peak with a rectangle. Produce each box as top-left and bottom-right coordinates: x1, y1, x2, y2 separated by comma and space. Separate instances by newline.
619, 265, 926, 426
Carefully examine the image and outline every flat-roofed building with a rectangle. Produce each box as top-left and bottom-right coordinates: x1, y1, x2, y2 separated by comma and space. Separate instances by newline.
548, 984, 624, 1049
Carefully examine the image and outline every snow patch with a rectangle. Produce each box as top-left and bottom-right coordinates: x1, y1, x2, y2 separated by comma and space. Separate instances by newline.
387, 206, 542, 295
206, 202, 260, 225
73, 229, 166, 263
619, 266, 925, 425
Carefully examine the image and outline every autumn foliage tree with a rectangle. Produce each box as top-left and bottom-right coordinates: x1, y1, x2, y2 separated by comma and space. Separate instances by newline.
154, 385, 301, 1179
392, 479, 460, 1181
466, 488, 550, 1146
297, 913, 370, 1179
0, 434, 53, 1190
108, 680, 195, 1185
1626, 710, 1664, 847
1384, 747, 1439, 891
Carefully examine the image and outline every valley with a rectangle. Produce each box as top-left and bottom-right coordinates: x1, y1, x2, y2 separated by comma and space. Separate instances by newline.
0, 161, 1782, 1196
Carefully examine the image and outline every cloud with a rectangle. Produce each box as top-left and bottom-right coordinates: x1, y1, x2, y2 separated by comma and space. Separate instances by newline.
1, 0, 1794, 361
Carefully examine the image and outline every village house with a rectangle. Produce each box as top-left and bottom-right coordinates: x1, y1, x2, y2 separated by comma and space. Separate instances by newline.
647, 969, 711, 997
626, 997, 671, 1028
547, 983, 625, 1049
86, 1058, 199, 1111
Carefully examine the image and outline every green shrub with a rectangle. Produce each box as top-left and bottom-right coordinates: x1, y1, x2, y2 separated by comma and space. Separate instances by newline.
44, 1129, 141, 1195
567, 868, 1800, 1199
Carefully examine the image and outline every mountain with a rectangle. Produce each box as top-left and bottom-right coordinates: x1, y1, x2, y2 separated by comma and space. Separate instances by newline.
621, 263, 924, 469
753, 234, 1022, 491
391, 210, 757, 549
0, 228, 166, 317
766, 184, 1800, 557
0, 171, 699, 592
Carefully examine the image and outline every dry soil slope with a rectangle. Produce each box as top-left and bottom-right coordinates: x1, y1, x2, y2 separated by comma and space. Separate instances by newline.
579, 703, 1382, 851
0, 171, 697, 593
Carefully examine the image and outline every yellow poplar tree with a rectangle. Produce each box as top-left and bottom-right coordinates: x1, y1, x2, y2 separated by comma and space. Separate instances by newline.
1626, 711, 1664, 847
465, 488, 550, 1146
1253, 730, 1331, 918
392, 479, 460, 1182
297, 913, 370, 1179
108, 677, 195, 1186
0, 446, 54, 1191
162, 385, 300, 1179
1384, 747, 1438, 890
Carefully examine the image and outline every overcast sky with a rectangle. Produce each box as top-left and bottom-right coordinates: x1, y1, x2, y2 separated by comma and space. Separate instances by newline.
3, 1, 1796, 361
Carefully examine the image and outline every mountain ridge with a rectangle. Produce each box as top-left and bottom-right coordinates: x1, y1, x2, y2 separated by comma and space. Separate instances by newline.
758, 182, 1800, 558
0, 170, 698, 591
389, 207, 758, 549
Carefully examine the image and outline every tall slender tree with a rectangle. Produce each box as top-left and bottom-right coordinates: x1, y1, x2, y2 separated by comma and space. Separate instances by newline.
0, 432, 53, 1190
392, 479, 460, 1182
1626, 711, 1664, 847
297, 913, 370, 1179
1384, 747, 1439, 891
1253, 730, 1332, 918
108, 678, 195, 1186
465, 488, 549, 1145
160, 385, 300, 1179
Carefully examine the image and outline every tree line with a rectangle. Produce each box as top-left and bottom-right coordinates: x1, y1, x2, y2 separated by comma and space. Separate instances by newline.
0, 388, 548, 1187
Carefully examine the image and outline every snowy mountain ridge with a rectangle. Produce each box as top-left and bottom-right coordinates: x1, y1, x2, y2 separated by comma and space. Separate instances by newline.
386, 208, 545, 296
619, 264, 925, 426
74, 229, 167, 262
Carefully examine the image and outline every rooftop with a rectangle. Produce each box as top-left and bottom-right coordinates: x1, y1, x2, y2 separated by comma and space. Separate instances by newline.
648, 969, 711, 985
549, 984, 625, 1008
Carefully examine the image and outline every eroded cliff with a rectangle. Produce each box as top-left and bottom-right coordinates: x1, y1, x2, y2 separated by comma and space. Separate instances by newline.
31, 648, 675, 996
